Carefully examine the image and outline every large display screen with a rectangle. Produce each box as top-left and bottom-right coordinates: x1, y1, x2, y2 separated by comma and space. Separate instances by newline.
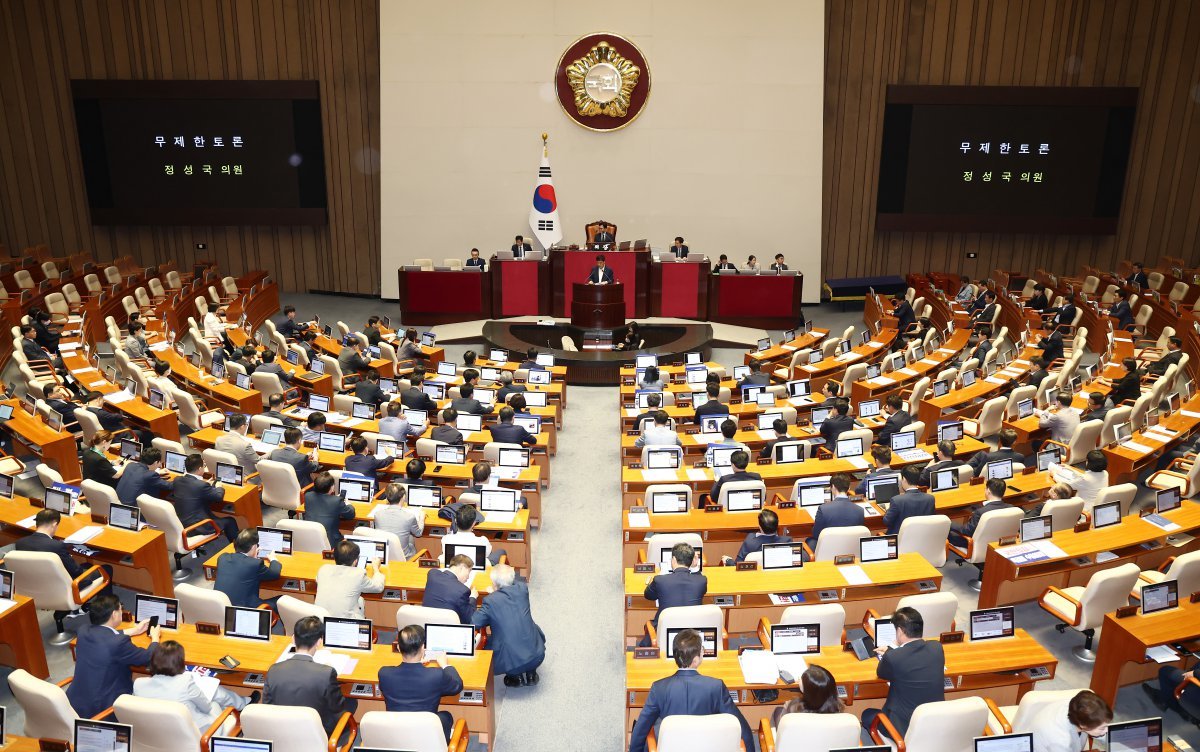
72, 80, 327, 225
876, 86, 1137, 233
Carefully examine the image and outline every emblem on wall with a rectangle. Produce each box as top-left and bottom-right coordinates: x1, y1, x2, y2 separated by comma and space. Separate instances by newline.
555, 33, 651, 131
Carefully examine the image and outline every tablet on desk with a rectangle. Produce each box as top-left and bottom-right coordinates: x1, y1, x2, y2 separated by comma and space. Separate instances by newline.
0, 473, 16, 499
338, 478, 374, 502
210, 738, 272, 752
650, 491, 689, 514
1106, 717, 1164, 752
456, 413, 483, 433
0, 567, 14, 600
664, 626, 717, 658
1141, 580, 1178, 615
108, 502, 142, 532
317, 432, 346, 453
74, 718, 132, 752
425, 622, 476, 657
344, 537, 388, 567
256, 527, 293, 557
164, 450, 187, 474
1092, 500, 1122, 529
435, 444, 466, 465
760, 542, 804, 570
771, 623, 820, 654
134, 594, 180, 630
969, 606, 1015, 641
119, 437, 142, 460
646, 448, 682, 470
725, 489, 763, 512
513, 414, 541, 435
974, 734, 1033, 752
480, 488, 518, 513
323, 616, 373, 651
859, 534, 897, 563
445, 543, 486, 571
1019, 515, 1052, 543
406, 485, 442, 508
215, 462, 244, 487
224, 605, 272, 641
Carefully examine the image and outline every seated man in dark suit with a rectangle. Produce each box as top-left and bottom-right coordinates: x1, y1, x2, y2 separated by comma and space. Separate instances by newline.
890, 295, 916, 333
967, 428, 1024, 477
422, 554, 477, 623
1149, 337, 1184, 376
883, 466, 936, 536
856, 445, 899, 495
471, 563, 546, 687
465, 248, 486, 270
1127, 262, 1149, 288
488, 406, 536, 447
1025, 284, 1050, 311
642, 542, 707, 643
431, 408, 465, 445
1079, 391, 1110, 425
262, 393, 299, 428
918, 440, 959, 488
1108, 288, 1134, 330
264, 616, 357, 736
304, 471, 355, 547
693, 383, 729, 424
19, 324, 57, 368
970, 292, 997, 330
875, 394, 911, 447
807, 474, 865, 549
708, 450, 762, 507
818, 400, 855, 444
769, 253, 788, 271
215, 528, 283, 608
735, 361, 770, 390
1026, 356, 1051, 390
1107, 357, 1142, 406
66, 593, 162, 717
402, 373, 439, 413
861, 607, 945, 738
354, 368, 386, 408
116, 447, 174, 505
670, 236, 689, 258
629, 629, 754, 752
254, 348, 292, 386
712, 254, 737, 273
1143, 662, 1200, 721
404, 458, 436, 487
594, 225, 615, 245
948, 478, 1016, 548
510, 235, 532, 258
733, 509, 792, 563
451, 383, 494, 415
496, 371, 527, 404
17, 508, 114, 598
83, 389, 152, 444
1036, 326, 1066, 364
268, 427, 323, 487
172, 453, 238, 542
337, 338, 371, 380
276, 305, 307, 340
344, 435, 394, 480
585, 255, 616, 284
379, 625, 464, 740
758, 418, 790, 460
1045, 300, 1077, 329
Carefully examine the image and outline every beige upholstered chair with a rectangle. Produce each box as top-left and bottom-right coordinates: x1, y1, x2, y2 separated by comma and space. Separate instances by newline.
359, 710, 467, 752
240, 704, 357, 752
5, 551, 109, 644
1038, 562, 1140, 661
7, 669, 80, 740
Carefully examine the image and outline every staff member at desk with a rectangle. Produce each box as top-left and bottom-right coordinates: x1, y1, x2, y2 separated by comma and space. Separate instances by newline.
629, 629, 755, 752
17, 508, 114, 597
861, 606, 944, 739
585, 254, 616, 284
215, 528, 282, 609
67, 593, 162, 717
265, 616, 358, 737
511, 235, 533, 258
471, 563, 546, 687
593, 225, 615, 247
712, 254, 736, 273
615, 322, 642, 351
466, 247, 486, 270
116, 447, 174, 505
423, 554, 478, 623
641, 542, 706, 644
174, 453, 239, 543
693, 383, 728, 424
670, 236, 688, 258
82, 430, 128, 488
379, 625, 464, 741
373, 484, 424, 559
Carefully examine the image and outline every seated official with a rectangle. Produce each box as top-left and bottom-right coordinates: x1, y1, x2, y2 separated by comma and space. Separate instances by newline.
431, 408, 464, 444
1031, 392, 1078, 455
402, 373, 439, 412
954, 278, 978, 305
704, 419, 743, 465
17, 509, 113, 597
635, 410, 680, 448
1051, 450, 1108, 511
818, 400, 855, 444
214, 413, 260, 477
43, 385, 80, 431
511, 235, 533, 258
1108, 358, 1142, 406
404, 457, 436, 486
629, 629, 755, 752
638, 365, 665, 391
961, 326, 992, 366
856, 445, 898, 495
135, 639, 254, 726
709, 450, 762, 506
1149, 336, 1184, 376
124, 321, 150, 360
592, 225, 615, 246
344, 435, 395, 479
465, 247, 486, 270
642, 542, 706, 639
276, 305, 307, 340
670, 236, 689, 258
173, 453, 239, 543
423, 554, 477, 623
967, 428, 1023, 476
265, 616, 358, 736
489, 405, 537, 447
876, 394, 911, 447
395, 327, 425, 361
772, 664, 844, 728
254, 348, 292, 385
84, 389, 152, 445
634, 393, 663, 431
302, 411, 327, 445
585, 254, 616, 284
378, 400, 421, 441
968, 292, 996, 329
615, 323, 641, 351
1026, 284, 1049, 311
81, 430, 128, 489
759, 418, 790, 460
30, 308, 61, 353
733, 509, 792, 563
948, 478, 1016, 548
379, 625, 464, 740
354, 368, 386, 408
883, 466, 936, 536
693, 383, 729, 424
315, 539, 386, 618
712, 254, 736, 273
1036, 326, 1066, 364
20, 323, 57, 368
471, 563, 545, 687
1144, 662, 1200, 723
262, 393, 299, 428
116, 447, 174, 505
1079, 391, 1110, 424
269, 426, 322, 487
861, 606, 944, 737
891, 294, 916, 333
497, 371, 527, 403
822, 380, 842, 400
372, 483, 424, 558
443, 504, 505, 565
1026, 356, 1051, 390
1024, 482, 1077, 519
1017, 689, 1112, 752
215, 528, 283, 609
451, 382, 493, 415
337, 337, 370, 378
807, 474, 865, 549
769, 253, 788, 272
735, 361, 769, 389
918, 440, 959, 488
1127, 262, 1149, 288
305, 472, 355, 546
67, 593, 162, 717
1108, 288, 1134, 330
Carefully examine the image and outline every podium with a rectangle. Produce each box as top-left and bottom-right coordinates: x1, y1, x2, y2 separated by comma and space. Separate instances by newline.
571, 282, 625, 328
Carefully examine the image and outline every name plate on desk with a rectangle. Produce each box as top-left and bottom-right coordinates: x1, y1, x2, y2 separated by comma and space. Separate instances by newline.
634, 563, 656, 574
833, 554, 855, 566
940, 631, 965, 644
776, 500, 796, 509
704, 505, 722, 513
634, 647, 660, 660
195, 622, 221, 635
1191, 590, 1200, 604
1115, 604, 1138, 619
736, 561, 758, 571
418, 558, 439, 568
756, 458, 772, 466
998, 535, 1019, 547
322, 550, 335, 560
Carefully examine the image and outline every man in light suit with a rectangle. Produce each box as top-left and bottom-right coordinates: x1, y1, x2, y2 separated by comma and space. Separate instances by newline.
379, 625, 464, 740
511, 235, 533, 258
67, 594, 161, 717
883, 466, 936, 536
215, 529, 282, 608
422, 554, 477, 623
268, 426, 322, 487
265, 616, 358, 736
861, 607, 945, 738
173, 453, 238, 542
629, 630, 754, 752
215, 413, 260, 478
451, 383, 493, 415
875, 394, 912, 447
808, 474, 865, 549
471, 564, 546, 687
585, 255, 616, 284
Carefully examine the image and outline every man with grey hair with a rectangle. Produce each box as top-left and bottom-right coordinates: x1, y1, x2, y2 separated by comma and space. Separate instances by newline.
471, 564, 545, 687
496, 370, 526, 404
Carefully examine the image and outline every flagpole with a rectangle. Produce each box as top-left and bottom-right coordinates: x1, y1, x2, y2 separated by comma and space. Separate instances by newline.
542, 132, 548, 157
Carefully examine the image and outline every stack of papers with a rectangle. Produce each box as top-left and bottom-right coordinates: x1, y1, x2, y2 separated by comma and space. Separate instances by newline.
106, 391, 135, 404
985, 376, 1008, 385
995, 540, 1068, 564
338, 417, 367, 428
844, 457, 870, 470
1182, 410, 1200, 419
788, 396, 814, 406
801, 365, 821, 373
865, 341, 885, 349
867, 376, 894, 387
494, 467, 523, 480
1118, 441, 1154, 454
627, 510, 651, 528
839, 565, 872, 585
1145, 645, 1179, 663
641, 469, 678, 482
738, 649, 781, 685
896, 367, 919, 377
686, 468, 710, 482
65, 526, 104, 544
768, 593, 805, 605
834, 352, 859, 362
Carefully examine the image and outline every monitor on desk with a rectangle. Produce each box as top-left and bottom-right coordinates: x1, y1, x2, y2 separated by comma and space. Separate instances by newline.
1156, 487, 1181, 514
771, 623, 820, 654
646, 448, 681, 470
425, 623, 476, 657
969, 606, 1015, 641
710, 446, 738, 469
489, 348, 508, 363
75, 719, 132, 752
318, 432, 346, 453
725, 488, 763, 512
974, 733, 1033, 752
859, 534, 898, 563
636, 391, 663, 410
1141, 580, 1179, 615
937, 421, 964, 442
404, 408, 428, 426
691, 392, 710, 408
960, 369, 976, 388
444, 543, 486, 571
761, 542, 804, 570
286, 349, 300, 365
134, 594, 179, 630
499, 447, 530, 468
755, 391, 775, 407
406, 485, 442, 508
0, 568, 14, 600
1017, 398, 1034, 419
514, 414, 541, 435
256, 527, 293, 556
757, 411, 784, 430
455, 413, 483, 432
147, 387, 166, 409
0, 473, 14, 499
985, 459, 1014, 481
261, 427, 285, 447
421, 332, 436, 347
775, 442, 804, 465
835, 437, 864, 459
700, 415, 724, 434
1106, 717, 1164, 752
210, 360, 226, 381
889, 353, 906, 371
323, 616, 373, 651
783, 329, 797, 342
480, 367, 502, 382
376, 439, 400, 459
865, 475, 901, 504
480, 488, 518, 513
685, 366, 709, 385
786, 379, 811, 398
322, 324, 333, 337
351, 402, 375, 420
308, 394, 330, 413
890, 431, 916, 452
732, 365, 751, 381
234, 372, 251, 390
224, 605, 272, 641
215, 462, 244, 487
810, 406, 831, 426
108, 502, 141, 531
436, 361, 457, 378
44, 487, 73, 514
659, 545, 703, 573
310, 358, 326, 376
796, 481, 830, 507
932, 379, 950, 398
1020, 515, 1052, 543
0, 404, 12, 422
1114, 422, 1133, 445
435, 445, 466, 465
858, 399, 880, 419
119, 437, 142, 459
756, 337, 772, 352
523, 391, 548, 407
528, 369, 551, 385
931, 469, 959, 492
741, 386, 763, 404
809, 351, 824, 365
686, 352, 703, 365
423, 382, 446, 401
1036, 448, 1061, 472
650, 491, 688, 514
664, 627, 717, 658
536, 353, 555, 367
338, 477, 374, 502
635, 354, 657, 370
1093, 500, 1121, 529
211, 739, 272, 752
865, 363, 882, 379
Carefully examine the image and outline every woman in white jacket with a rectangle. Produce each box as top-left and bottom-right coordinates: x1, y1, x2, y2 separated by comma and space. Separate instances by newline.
134, 640, 253, 729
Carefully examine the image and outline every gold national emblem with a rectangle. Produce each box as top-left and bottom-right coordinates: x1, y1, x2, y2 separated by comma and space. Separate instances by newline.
564, 41, 642, 118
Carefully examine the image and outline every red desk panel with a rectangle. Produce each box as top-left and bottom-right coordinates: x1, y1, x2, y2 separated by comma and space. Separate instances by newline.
395, 269, 492, 324
553, 250, 648, 319
708, 273, 804, 328
655, 262, 706, 318
494, 259, 544, 317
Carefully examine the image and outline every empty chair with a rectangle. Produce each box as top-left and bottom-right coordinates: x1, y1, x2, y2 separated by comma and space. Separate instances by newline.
1038, 562, 1140, 661
138, 495, 220, 581
104, 265, 122, 284
396, 604, 464, 630
81, 479, 118, 521
948, 507, 1023, 590
358, 710, 467, 752
277, 518, 332, 552
762, 711, 862, 752
646, 713, 743, 752
4, 551, 109, 644
1136, 550, 1200, 599
277, 595, 331, 636
1148, 453, 1200, 498
867, 592, 958, 638
777, 603, 846, 646
650, 604, 725, 651
14, 269, 34, 289
239, 704, 357, 752
175, 582, 231, 625
36, 462, 64, 489
869, 696, 989, 752
962, 396, 1006, 439
1041, 497, 1085, 532
807, 525, 870, 562
7, 669, 80, 741
896, 514, 952, 567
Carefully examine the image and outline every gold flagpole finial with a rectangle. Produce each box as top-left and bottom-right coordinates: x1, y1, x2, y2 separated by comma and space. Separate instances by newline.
541, 132, 548, 156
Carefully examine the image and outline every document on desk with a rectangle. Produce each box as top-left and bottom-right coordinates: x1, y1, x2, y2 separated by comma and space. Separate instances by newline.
686, 468, 710, 482
866, 376, 894, 387
985, 376, 1008, 385
844, 457, 870, 470
801, 365, 820, 373
338, 417, 366, 428
996, 540, 1067, 564
641, 469, 679, 482
1143, 513, 1181, 532
918, 358, 939, 366
839, 565, 872, 586
627, 510, 651, 528
1143, 429, 1175, 442
625, 408, 639, 418
0, 597, 16, 615
1145, 645, 1179, 664
105, 391, 135, 404
864, 341, 885, 349
756, 429, 778, 441
494, 467, 523, 480
482, 511, 517, 525
1118, 441, 1154, 454
896, 368, 919, 377
148, 342, 170, 352
781, 344, 798, 351
17, 514, 37, 529
788, 396, 814, 407
65, 526, 104, 544
188, 670, 221, 701
1013, 359, 1030, 366
834, 352, 860, 363
738, 649, 781, 685
1182, 410, 1200, 420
